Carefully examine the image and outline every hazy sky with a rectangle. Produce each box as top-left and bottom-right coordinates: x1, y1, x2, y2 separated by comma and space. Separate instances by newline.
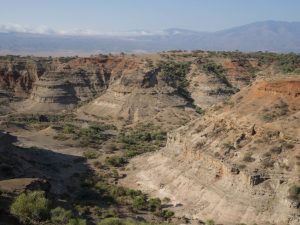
1, 0, 300, 32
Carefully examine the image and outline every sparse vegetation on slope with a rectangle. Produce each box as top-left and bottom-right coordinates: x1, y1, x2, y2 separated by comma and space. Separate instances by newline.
203, 62, 232, 87
276, 53, 300, 73
98, 218, 171, 225
118, 123, 167, 158
55, 122, 115, 147
158, 61, 192, 101
288, 185, 300, 202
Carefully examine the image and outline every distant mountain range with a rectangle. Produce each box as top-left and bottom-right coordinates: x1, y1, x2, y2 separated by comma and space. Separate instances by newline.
0, 21, 300, 55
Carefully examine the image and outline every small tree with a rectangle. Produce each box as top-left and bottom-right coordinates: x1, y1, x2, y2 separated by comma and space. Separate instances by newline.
132, 196, 146, 210
10, 191, 50, 224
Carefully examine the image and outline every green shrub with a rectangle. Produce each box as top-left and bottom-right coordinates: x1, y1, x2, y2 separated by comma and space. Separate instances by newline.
105, 156, 127, 167
67, 218, 87, 225
78, 125, 110, 147
288, 185, 300, 201
148, 198, 161, 212
51, 207, 72, 224
10, 191, 50, 224
159, 61, 192, 101
63, 123, 77, 134
60, 123, 114, 147
203, 62, 232, 87
98, 218, 126, 225
98, 217, 171, 225
195, 106, 205, 115
276, 53, 300, 73
206, 219, 215, 225
118, 124, 167, 158
203, 62, 224, 75
125, 189, 143, 198
83, 150, 98, 159
132, 196, 147, 210
160, 210, 174, 219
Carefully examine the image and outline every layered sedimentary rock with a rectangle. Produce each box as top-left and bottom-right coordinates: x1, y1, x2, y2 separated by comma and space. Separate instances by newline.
0, 57, 47, 97
78, 66, 196, 126
121, 78, 300, 225
0, 54, 266, 116
22, 67, 109, 112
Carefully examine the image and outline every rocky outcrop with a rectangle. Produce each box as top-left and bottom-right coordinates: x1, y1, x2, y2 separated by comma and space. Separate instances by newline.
21, 67, 109, 112
121, 78, 300, 225
0, 57, 48, 97
78, 65, 196, 126
0, 54, 277, 116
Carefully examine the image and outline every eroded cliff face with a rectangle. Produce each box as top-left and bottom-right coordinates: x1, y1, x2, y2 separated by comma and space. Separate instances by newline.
0, 53, 266, 114
0, 57, 47, 97
78, 65, 195, 126
121, 78, 300, 225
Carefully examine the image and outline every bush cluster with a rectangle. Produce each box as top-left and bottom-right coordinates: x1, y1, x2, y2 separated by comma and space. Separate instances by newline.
58, 123, 114, 147
202, 62, 232, 87
118, 124, 167, 158
98, 218, 171, 225
10, 191, 86, 225
158, 61, 192, 101
288, 185, 300, 202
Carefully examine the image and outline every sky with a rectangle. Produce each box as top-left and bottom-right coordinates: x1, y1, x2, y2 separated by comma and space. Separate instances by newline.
0, 0, 299, 34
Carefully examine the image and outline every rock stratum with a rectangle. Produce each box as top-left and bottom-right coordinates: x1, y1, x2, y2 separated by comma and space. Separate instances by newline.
121, 78, 300, 225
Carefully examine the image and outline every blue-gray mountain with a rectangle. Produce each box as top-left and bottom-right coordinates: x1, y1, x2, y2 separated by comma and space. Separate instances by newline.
0, 21, 300, 55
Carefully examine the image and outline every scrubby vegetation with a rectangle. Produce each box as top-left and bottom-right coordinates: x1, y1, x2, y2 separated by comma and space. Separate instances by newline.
83, 150, 98, 159
1, 115, 172, 224
158, 61, 192, 101
260, 100, 289, 122
10, 191, 50, 224
288, 185, 300, 202
10, 191, 87, 225
118, 123, 167, 158
64, 121, 172, 224
276, 53, 300, 73
202, 62, 232, 87
98, 218, 171, 225
7, 114, 71, 124
195, 106, 205, 115
105, 155, 127, 167
50, 207, 72, 224
206, 219, 215, 225
55, 122, 115, 147
74, 175, 174, 222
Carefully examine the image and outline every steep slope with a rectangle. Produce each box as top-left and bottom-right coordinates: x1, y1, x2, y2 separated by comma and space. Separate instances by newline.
0, 56, 47, 97
78, 64, 195, 127
19, 64, 109, 112
121, 77, 300, 225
